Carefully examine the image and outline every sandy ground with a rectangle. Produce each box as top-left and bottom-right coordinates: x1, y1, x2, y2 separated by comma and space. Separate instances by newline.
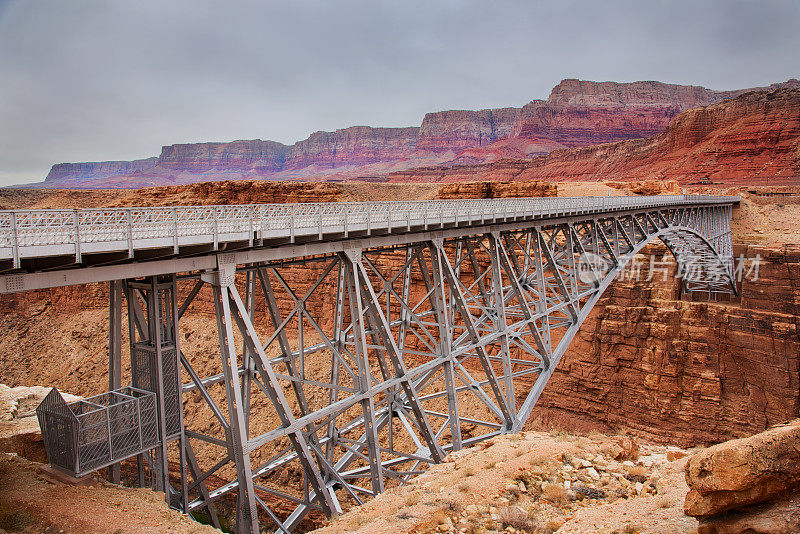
0, 453, 219, 534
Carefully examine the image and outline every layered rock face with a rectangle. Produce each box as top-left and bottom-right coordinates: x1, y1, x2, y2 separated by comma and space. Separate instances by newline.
285, 126, 419, 169
390, 88, 800, 185
535, 241, 800, 447
44, 157, 158, 186
157, 127, 421, 174
158, 139, 287, 172
512, 80, 735, 148
416, 108, 518, 151
36, 79, 799, 188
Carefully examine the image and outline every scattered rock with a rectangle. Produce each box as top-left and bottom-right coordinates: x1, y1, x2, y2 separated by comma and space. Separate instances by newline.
667, 450, 688, 461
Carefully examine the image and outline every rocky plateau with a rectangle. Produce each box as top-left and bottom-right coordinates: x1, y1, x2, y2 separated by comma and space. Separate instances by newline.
32, 79, 800, 189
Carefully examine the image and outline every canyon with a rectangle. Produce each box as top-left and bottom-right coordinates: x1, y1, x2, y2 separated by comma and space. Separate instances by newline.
33, 78, 799, 189
0, 181, 796, 451
0, 181, 797, 533
3, 79, 800, 534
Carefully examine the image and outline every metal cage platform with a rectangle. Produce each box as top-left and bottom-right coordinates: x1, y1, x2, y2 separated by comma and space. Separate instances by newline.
36, 387, 159, 477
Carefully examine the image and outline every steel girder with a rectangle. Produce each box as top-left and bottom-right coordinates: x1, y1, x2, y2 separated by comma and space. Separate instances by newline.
112, 203, 735, 532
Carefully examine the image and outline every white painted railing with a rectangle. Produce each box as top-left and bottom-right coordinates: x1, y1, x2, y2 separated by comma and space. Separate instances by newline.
0, 194, 740, 266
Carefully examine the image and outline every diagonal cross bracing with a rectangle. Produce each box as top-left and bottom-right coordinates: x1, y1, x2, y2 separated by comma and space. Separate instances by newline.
7, 195, 739, 532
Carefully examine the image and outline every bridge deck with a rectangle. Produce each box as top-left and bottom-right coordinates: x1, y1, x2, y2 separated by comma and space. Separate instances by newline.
0, 194, 739, 292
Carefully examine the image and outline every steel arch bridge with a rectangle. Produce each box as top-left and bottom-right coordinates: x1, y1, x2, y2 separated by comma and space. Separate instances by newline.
0, 194, 739, 532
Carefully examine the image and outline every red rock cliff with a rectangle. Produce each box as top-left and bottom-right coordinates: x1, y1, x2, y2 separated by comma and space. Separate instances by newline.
284, 126, 419, 169
416, 108, 518, 151
389, 88, 800, 185
158, 139, 287, 172
36, 79, 799, 188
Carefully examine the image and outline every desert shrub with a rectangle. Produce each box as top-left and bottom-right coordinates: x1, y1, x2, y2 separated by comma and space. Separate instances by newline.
442, 500, 463, 513
543, 518, 565, 533
499, 506, 538, 532
624, 464, 648, 478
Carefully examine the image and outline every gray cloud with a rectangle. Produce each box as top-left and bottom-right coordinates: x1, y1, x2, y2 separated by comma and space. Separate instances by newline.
1, 0, 798, 185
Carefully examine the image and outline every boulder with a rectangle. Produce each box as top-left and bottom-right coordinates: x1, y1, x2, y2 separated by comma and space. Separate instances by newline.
685, 419, 800, 517
697, 493, 800, 534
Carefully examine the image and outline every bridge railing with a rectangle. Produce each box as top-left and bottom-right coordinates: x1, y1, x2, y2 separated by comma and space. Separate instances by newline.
0, 194, 739, 265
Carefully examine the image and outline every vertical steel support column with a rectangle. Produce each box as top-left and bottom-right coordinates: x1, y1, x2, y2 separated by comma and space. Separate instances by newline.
209, 264, 260, 534
326, 261, 346, 465
124, 282, 147, 488
124, 276, 184, 504
488, 233, 514, 416
149, 276, 171, 495
108, 279, 123, 484
241, 268, 256, 435
427, 240, 461, 451
171, 277, 189, 513
342, 249, 384, 495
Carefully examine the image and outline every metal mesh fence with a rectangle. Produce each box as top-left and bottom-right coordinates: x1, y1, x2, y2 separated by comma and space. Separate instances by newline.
131, 343, 181, 439
36, 387, 159, 477
36, 389, 76, 472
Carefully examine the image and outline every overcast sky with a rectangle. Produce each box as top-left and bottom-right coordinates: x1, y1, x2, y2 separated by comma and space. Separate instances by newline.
1, 0, 798, 186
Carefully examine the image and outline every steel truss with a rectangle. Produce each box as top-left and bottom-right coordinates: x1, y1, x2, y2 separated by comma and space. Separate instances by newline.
95, 202, 736, 532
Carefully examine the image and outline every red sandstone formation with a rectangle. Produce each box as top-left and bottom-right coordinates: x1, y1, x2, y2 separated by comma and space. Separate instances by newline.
415, 108, 518, 151
684, 420, 800, 533
437, 180, 557, 199
389, 88, 800, 185
36, 79, 799, 189
45, 157, 159, 184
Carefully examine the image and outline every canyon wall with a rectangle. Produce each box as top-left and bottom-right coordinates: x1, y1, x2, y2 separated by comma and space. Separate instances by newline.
285, 126, 419, 169
389, 88, 800, 185
416, 108, 518, 151
45, 157, 159, 185
537, 242, 800, 446
158, 139, 287, 172
36, 79, 799, 189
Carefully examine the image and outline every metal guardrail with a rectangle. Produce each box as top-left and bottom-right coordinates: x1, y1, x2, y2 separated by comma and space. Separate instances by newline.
0, 194, 740, 267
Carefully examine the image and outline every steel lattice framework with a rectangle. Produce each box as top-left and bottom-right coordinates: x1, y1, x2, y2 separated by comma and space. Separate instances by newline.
1, 195, 738, 533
